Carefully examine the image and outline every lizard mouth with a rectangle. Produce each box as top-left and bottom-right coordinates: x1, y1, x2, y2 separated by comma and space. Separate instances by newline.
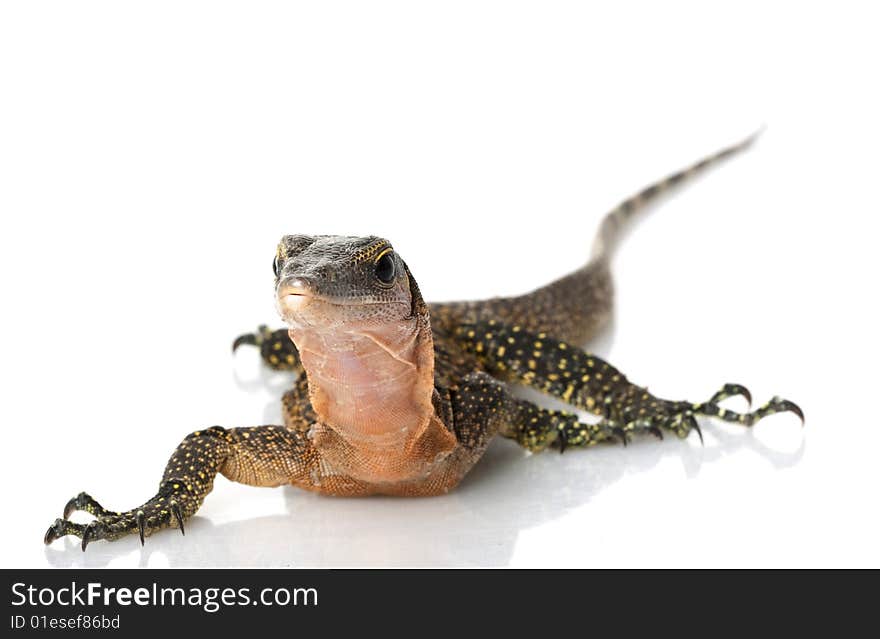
277, 280, 407, 310
276, 280, 314, 314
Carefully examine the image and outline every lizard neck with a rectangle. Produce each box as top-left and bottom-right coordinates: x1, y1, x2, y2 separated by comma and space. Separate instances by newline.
289, 318, 439, 449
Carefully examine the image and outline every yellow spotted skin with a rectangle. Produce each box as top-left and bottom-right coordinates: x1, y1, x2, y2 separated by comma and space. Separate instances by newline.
44, 132, 803, 549
450, 321, 801, 450
45, 426, 327, 548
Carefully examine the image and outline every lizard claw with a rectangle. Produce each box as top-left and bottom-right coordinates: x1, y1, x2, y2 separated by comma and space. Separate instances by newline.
232, 334, 258, 352
61, 491, 111, 520
136, 510, 146, 545
706, 383, 753, 409
63, 496, 79, 520
737, 385, 753, 408
170, 500, 186, 535
232, 325, 269, 353
81, 522, 98, 552
556, 424, 569, 454
44, 519, 63, 545
773, 397, 805, 425
44, 518, 86, 547
686, 415, 704, 445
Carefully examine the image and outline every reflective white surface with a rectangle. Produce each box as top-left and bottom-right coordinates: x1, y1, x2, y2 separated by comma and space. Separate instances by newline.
1, 1, 878, 568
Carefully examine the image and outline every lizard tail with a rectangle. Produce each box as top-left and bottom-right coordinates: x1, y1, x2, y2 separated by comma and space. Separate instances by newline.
430, 130, 762, 346
590, 129, 762, 260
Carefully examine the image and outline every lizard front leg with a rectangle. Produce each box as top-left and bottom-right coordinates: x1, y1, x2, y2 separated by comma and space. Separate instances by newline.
44, 425, 326, 549
455, 320, 803, 446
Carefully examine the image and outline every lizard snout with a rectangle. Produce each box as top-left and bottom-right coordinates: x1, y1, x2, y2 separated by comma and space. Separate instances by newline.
277, 278, 315, 313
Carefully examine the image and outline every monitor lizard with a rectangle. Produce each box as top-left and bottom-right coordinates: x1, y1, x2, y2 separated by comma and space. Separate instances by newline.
44, 132, 803, 550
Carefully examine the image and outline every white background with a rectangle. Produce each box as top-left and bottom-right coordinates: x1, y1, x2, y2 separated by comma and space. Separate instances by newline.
1, 1, 878, 568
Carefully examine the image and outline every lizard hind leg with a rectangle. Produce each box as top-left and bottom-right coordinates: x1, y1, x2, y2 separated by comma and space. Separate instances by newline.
455, 320, 804, 446
500, 387, 802, 453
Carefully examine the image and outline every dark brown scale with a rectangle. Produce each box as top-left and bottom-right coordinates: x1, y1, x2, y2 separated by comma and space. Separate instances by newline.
430, 258, 613, 348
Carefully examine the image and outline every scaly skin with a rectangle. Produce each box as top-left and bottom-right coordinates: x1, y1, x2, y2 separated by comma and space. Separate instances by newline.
44, 132, 803, 550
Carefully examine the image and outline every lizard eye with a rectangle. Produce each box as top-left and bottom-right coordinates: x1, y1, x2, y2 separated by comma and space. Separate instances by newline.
375, 251, 396, 284
273, 255, 282, 278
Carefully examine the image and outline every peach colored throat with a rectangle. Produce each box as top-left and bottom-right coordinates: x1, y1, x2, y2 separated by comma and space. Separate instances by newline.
289, 321, 456, 483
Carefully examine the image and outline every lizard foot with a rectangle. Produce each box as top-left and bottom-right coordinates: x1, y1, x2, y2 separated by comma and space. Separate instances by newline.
693, 390, 804, 429
515, 409, 632, 453
546, 384, 803, 450
233, 325, 300, 371
44, 481, 193, 550
513, 381, 802, 453
232, 324, 272, 352
651, 385, 803, 442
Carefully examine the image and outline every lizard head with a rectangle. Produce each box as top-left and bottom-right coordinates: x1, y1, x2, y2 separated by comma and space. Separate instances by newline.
273, 234, 425, 332
273, 234, 439, 452
273, 234, 452, 478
